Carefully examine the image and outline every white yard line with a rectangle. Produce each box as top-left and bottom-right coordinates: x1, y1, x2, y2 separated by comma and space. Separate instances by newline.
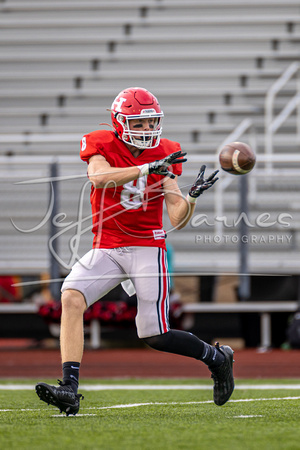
52, 414, 97, 417
81, 384, 300, 391
88, 396, 300, 410
0, 396, 300, 414
233, 415, 263, 418
0, 383, 300, 390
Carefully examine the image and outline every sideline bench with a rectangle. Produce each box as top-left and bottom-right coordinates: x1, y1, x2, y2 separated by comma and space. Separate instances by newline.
0, 303, 38, 314
177, 301, 299, 349
0, 303, 100, 348
0, 301, 298, 349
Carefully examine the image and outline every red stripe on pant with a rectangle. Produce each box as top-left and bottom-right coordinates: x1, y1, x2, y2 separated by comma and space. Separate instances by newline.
160, 249, 169, 334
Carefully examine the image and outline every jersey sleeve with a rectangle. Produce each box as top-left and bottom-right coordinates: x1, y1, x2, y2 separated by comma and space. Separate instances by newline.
80, 132, 104, 163
80, 130, 113, 163
172, 142, 183, 177
163, 140, 183, 177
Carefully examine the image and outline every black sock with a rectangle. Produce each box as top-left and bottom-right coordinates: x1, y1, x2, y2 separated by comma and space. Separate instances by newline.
62, 361, 80, 394
143, 330, 225, 369
201, 342, 225, 369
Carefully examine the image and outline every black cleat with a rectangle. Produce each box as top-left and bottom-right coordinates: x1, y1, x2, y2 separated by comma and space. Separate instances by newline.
210, 342, 235, 406
35, 380, 83, 416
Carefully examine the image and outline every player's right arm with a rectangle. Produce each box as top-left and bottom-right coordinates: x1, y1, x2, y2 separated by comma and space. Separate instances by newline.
87, 151, 187, 189
88, 154, 141, 188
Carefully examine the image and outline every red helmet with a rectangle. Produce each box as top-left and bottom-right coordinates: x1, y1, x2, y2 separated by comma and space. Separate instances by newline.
110, 87, 164, 149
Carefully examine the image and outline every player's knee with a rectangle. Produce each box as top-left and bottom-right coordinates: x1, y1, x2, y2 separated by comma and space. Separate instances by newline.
61, 289, 86, 315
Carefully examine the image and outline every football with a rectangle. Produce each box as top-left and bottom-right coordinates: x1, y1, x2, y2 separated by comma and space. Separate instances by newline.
219, 141, 256, 175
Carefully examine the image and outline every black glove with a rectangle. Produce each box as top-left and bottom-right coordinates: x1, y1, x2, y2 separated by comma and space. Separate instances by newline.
139, 150, 187, 179
188, 165, 219, 199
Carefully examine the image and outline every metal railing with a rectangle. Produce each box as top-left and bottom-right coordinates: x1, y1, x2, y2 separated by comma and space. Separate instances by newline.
265, 61, 300, 171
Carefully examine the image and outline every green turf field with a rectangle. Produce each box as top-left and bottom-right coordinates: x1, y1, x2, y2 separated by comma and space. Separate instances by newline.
0, 379, 299, 450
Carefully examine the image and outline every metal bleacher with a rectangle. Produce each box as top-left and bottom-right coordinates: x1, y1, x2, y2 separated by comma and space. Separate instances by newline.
1, 0, 300, 279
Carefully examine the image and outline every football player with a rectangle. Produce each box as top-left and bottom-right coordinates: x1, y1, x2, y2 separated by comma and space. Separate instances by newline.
36, 87, 234, 415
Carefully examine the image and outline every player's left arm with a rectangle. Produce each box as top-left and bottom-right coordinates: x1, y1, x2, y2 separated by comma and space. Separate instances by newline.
163, 176, 195, 230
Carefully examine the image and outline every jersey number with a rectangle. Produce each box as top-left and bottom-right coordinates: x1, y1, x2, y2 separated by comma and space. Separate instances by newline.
120, 176, 147, 210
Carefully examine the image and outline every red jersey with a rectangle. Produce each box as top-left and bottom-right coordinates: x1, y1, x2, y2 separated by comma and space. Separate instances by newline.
80, 130, 183, 250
